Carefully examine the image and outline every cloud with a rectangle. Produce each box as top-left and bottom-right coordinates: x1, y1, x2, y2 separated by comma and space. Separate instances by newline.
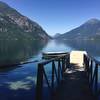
7, 81, 32, 90
6, 76, 37, 90
5, 76, 52, 90
26, 76, 37, 84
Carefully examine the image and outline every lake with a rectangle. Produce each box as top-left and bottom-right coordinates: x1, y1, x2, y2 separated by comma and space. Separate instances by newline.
0, 39, 100, 100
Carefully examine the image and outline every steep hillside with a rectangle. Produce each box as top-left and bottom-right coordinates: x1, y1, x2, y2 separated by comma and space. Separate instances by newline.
0, 1, 50, 41
57, 19, 100, 40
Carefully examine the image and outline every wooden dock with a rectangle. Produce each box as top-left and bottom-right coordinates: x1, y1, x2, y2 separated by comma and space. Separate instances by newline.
53, 51, 95, 100
53, 64, 95, 100
36, 51, 99, 100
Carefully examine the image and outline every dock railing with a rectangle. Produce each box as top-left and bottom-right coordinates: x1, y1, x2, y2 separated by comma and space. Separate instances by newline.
36, 53, 100, 100
35, 53, 70, 100
84, 54, 100, 99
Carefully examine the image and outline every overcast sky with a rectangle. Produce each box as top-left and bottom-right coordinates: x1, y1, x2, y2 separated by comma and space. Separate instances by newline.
1, 0, 100, 36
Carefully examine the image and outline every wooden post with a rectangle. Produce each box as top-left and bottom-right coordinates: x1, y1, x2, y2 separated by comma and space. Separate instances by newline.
36, 63, 44, 100
85, 55, 89, 77
63, 56, 65, 70
95, 63, 98, 98
52, 61, 55, 90
65, 56, 67, 69
90, 60, 93, 88
67, 54, 70, 68
62, 58, 65, 78
58, 59, 61, 84
84, 54, 87, 71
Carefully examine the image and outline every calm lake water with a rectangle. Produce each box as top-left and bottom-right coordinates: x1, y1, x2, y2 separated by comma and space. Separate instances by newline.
0, 39, 100, 100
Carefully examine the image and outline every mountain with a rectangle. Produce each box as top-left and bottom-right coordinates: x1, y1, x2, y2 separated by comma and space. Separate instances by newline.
56, 18, 100, 40
0, 1, 50, 41
54, 33, 61, 38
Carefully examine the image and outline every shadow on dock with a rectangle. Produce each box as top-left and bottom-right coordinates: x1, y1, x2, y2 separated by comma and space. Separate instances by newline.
53, 63, 95, 100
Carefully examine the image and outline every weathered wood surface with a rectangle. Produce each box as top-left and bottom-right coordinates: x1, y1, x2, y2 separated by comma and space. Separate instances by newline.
53, 51, 95, 100
36, 51, 99, 100
53, 64, 95, 100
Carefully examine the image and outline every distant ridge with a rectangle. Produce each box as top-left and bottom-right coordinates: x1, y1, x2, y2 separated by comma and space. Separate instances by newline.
56, 18, 100, 40
85, 18, 100, 24
54, 33, 61, 38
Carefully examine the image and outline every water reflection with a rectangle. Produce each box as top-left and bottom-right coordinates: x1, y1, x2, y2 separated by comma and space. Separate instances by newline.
0, 62, 38, 100
0, 39, 100, 100
42, 40, 73, 52
0, 39, 47, 66
56, 39, 100, 57
1, 39, 100, 66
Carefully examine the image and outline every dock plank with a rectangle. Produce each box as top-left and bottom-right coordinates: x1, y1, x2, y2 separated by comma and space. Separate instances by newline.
53, 64, 95, 100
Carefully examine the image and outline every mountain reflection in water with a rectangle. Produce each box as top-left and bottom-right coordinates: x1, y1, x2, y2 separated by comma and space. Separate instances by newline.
55, 39, 100, 58
0, 39, 47, 66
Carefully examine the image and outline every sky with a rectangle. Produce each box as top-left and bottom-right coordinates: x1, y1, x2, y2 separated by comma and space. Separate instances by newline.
1, 0, 100, 36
